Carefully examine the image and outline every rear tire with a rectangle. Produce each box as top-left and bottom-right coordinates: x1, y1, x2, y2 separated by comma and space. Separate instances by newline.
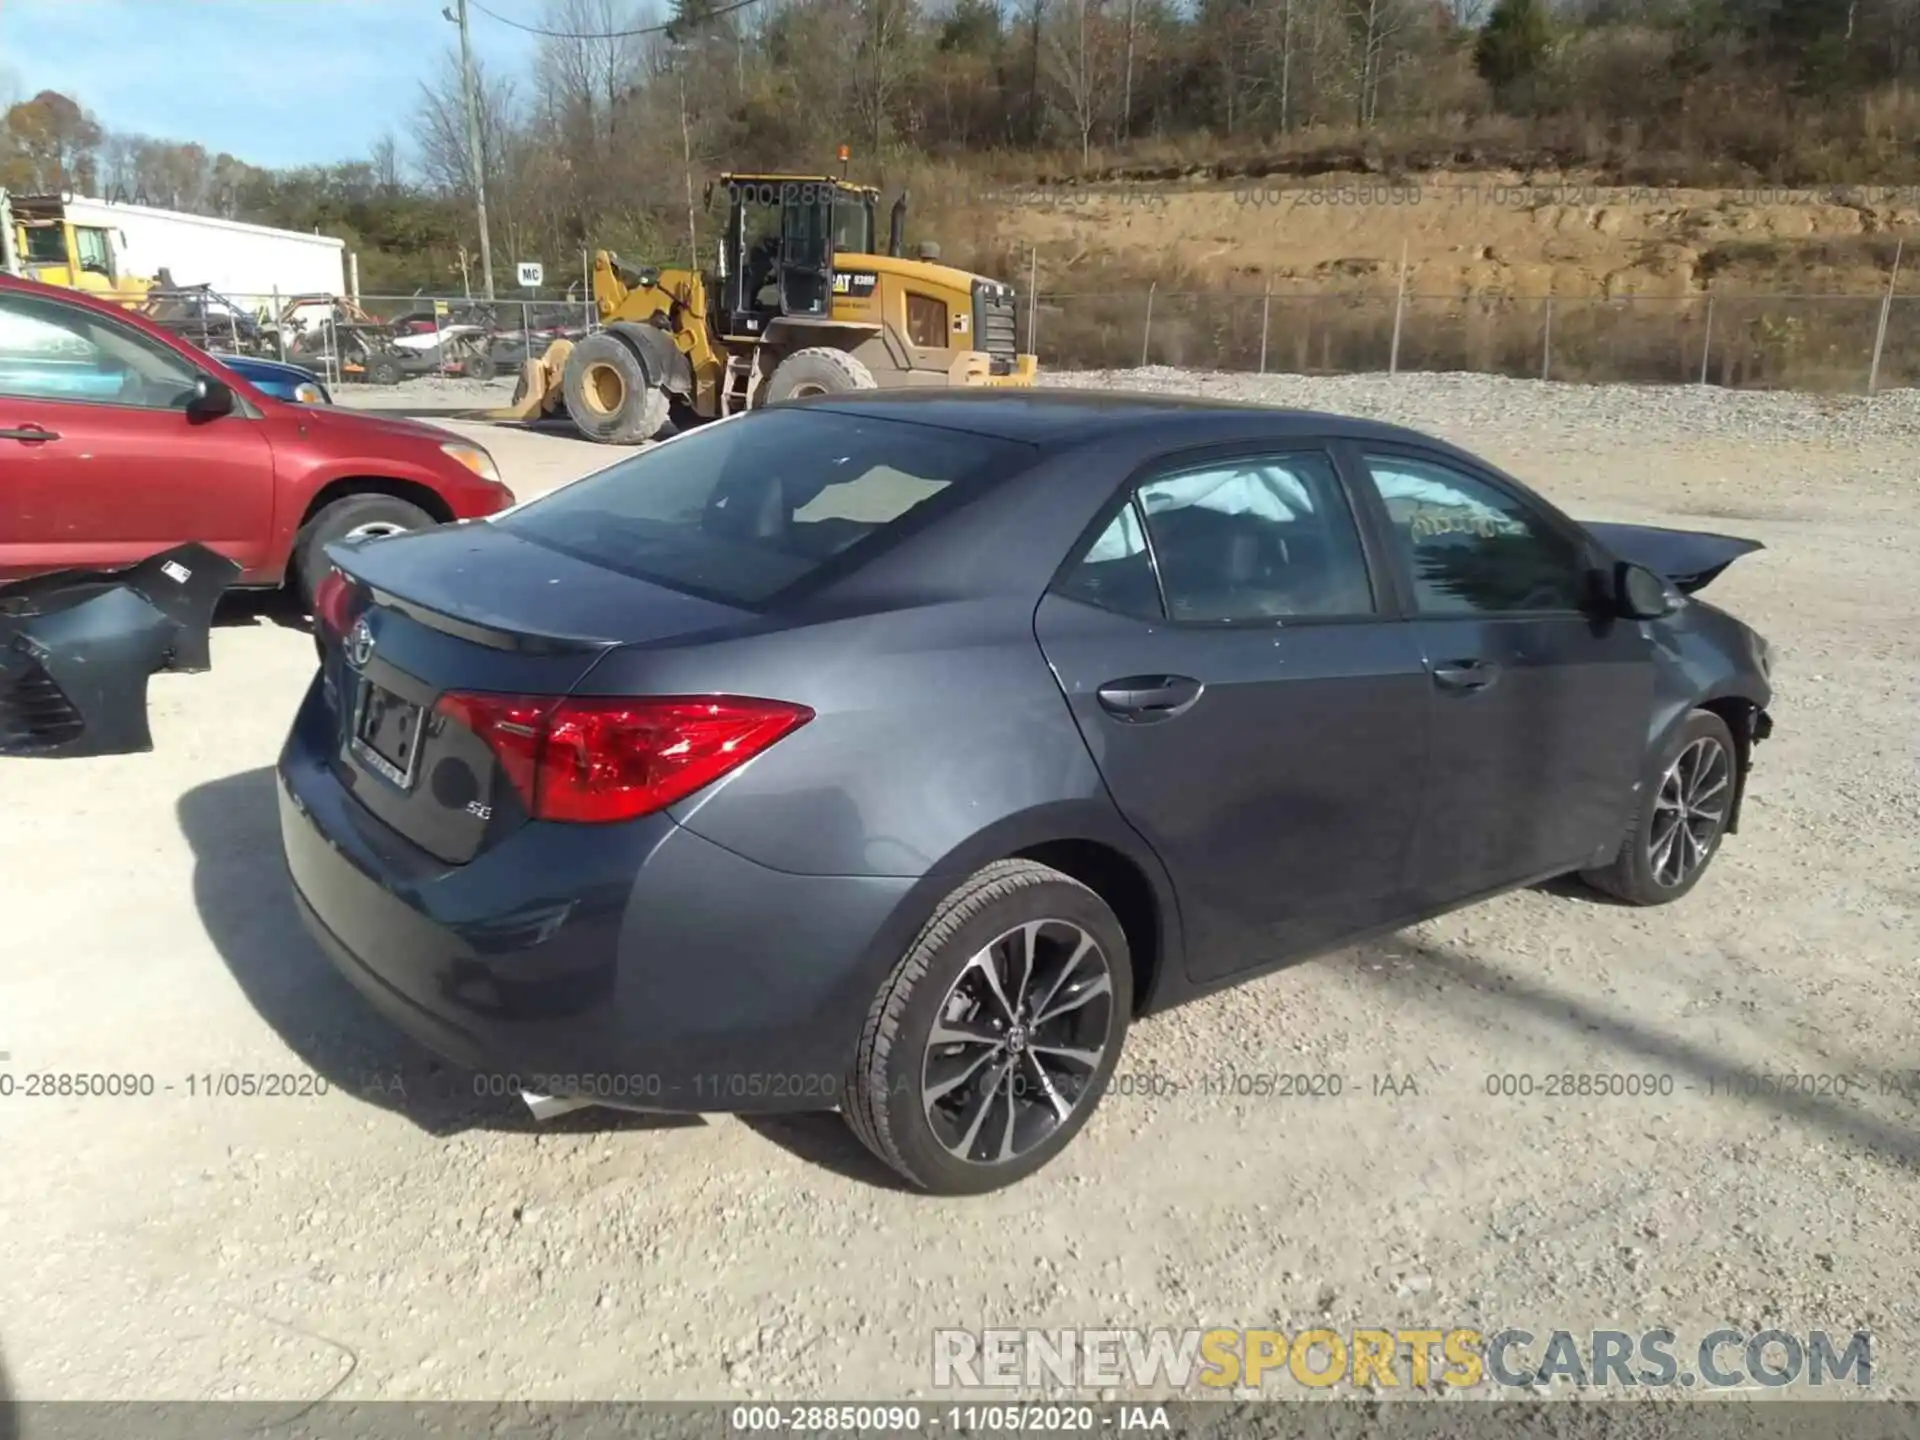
844, 860, 1132, 1195
364, 352, 404, 387
293, 494, 435, 611
562, 333, 670, 444
761, 347, 876, 405
1581, 709, 1738, 906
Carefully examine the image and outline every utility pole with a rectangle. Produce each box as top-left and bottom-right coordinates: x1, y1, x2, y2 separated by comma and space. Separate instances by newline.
678, 61, 699, 270
0, 190, 20, 277
448, 0, 496, 300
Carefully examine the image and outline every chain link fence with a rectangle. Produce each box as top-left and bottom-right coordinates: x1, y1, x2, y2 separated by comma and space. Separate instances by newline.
88, 279, 1920, 396
1023, 289, 1920, 393
115, 286, 599, 387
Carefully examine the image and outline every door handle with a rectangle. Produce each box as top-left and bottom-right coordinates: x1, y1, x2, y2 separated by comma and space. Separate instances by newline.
1432, 659, 1499, 693
0, 425, 60, 443
1096, 675, 1204, 722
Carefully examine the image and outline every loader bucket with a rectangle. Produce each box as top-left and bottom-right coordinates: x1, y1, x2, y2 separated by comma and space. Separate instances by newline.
484, 337, 574, 422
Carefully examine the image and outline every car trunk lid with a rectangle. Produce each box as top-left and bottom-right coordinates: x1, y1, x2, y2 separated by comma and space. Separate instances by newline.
317, 523, 756, 864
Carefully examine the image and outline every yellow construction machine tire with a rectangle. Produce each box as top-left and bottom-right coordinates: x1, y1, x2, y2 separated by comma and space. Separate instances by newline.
761, 347, 877, 405
562, 332, 671, 444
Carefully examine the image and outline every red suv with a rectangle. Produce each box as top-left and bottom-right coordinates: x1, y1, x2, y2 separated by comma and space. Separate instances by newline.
0, 275, 515, 602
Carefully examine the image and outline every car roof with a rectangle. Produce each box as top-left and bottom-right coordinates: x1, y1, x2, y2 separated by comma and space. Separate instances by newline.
795, 387, 1453, 453
0, 271, 133, 313
0, 272, 187, 339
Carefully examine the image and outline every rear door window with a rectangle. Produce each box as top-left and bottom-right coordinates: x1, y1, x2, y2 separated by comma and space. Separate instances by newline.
493, 407, 1034, 607
1055, 449, 1376, 622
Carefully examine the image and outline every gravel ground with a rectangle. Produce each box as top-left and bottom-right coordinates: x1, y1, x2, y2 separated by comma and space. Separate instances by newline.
2, 370, 1915, 1410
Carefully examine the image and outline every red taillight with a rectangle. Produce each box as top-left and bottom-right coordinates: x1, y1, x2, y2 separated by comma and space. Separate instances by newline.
434, 692, 813, 824
311, 568, 359, 639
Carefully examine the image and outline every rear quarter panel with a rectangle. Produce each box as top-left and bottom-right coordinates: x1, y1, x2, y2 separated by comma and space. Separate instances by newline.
582, 595, 1115, 879
547, 423, 1202, 1006
578, 593, 1192, 1017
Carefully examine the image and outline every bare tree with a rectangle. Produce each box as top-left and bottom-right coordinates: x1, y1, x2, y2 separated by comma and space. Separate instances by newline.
414, 47, 520, 284
850, 0, 921, 163
371, 134, 402, 193
1023, 0, 1048, 145
97, 132, 140, 201
1045, 0, 1110, 164
1347, 0, 1413, 126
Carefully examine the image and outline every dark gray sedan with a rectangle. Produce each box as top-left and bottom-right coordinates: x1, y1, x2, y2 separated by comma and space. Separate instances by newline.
278, 390, 1775, 1193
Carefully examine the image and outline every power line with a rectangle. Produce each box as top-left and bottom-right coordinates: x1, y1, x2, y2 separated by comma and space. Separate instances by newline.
465, 0, 766, 40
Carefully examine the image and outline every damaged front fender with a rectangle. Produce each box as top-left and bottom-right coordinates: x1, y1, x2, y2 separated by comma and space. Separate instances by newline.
0, 544, 241, 758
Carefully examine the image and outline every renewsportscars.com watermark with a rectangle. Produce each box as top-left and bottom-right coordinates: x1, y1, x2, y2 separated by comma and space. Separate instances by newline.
932, 1327, 1872, 1393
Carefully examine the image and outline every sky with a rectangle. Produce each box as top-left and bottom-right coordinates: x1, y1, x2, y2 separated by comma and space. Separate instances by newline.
0, 0, 551, 170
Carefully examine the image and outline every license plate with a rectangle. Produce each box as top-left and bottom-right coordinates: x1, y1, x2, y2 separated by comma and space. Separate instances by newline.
350, 679, 423, 790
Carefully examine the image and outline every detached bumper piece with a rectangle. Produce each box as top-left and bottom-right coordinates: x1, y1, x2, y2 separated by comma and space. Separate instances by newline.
1723, 705, 1774, 836
0, 543, 240, 758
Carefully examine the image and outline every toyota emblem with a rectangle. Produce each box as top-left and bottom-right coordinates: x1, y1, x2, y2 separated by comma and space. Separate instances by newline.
346, 616, 375, 669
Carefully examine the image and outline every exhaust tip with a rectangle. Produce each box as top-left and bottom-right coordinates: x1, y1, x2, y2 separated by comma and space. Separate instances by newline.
520, 1090, 596, 1123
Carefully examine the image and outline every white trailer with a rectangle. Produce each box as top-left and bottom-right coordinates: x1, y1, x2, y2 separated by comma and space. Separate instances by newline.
60, 196, 347, 303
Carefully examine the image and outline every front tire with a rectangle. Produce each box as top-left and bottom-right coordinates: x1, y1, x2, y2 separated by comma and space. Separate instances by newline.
1581, 709, 1738, 906
293, 494, 435, 611
845, 860, 1132, 1195
562, 333, 670, 444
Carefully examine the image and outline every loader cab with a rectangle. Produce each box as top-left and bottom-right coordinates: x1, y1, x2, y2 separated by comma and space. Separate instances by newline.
717, 174, 878, 336
10, 198, 138, 300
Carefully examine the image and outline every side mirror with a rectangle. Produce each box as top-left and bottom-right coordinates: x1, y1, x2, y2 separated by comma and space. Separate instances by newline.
1615, 561, 1676, 619
188, 375, 236, 418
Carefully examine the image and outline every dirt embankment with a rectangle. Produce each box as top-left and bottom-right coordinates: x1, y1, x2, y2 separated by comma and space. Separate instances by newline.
929, 170, 1920, 300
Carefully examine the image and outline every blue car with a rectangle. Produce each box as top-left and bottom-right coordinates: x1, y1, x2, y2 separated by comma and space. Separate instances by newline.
212, 352, 333, 404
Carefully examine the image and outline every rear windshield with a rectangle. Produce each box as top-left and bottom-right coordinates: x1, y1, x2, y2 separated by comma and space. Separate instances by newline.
495, 406, 1034, 606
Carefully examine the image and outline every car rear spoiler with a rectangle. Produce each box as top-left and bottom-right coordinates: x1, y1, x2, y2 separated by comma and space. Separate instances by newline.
0, 544, 240, 758
1583, 522, 1763, 595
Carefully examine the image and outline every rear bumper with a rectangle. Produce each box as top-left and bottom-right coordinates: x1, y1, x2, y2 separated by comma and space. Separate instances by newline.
277, 679, 916, 1113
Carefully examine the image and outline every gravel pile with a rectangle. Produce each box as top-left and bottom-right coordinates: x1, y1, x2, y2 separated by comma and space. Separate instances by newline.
1042, 365, 1920, 448
341, 361, 1920, 462
337, 374, 517, 411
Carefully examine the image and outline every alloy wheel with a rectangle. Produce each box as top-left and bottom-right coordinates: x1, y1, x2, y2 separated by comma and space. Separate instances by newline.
341, 521, 410, 543
921, 919, 1117, 1165
1649, 735, 1732, 888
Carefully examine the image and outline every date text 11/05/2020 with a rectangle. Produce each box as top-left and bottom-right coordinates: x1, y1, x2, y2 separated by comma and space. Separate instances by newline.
9, 1067, 1918, 1107
729, 1404, 1175, 1435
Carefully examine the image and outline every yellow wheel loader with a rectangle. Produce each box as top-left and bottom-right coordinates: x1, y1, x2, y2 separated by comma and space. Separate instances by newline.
494, 173, 1037, 442
2, 192, 153, 305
